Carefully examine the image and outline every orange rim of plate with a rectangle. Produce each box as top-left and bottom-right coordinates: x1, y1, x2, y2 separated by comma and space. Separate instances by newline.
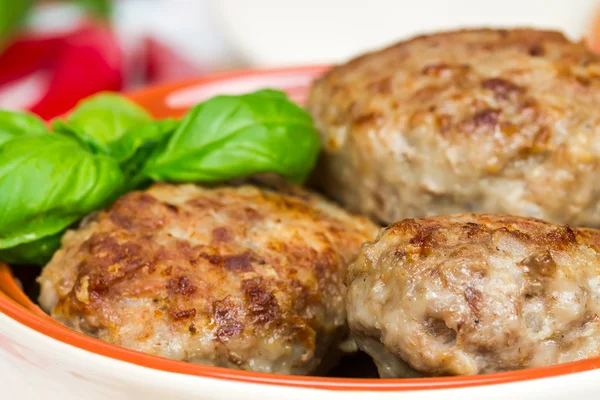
1, 66, 600, 391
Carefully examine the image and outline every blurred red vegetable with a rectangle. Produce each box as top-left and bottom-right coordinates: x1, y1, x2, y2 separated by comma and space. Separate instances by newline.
0, 21, 123, 119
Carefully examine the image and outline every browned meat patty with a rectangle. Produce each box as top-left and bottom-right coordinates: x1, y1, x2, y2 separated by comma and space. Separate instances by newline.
38, 183, 377, 375
346, 214, 600, 377
308, 28, 600, 226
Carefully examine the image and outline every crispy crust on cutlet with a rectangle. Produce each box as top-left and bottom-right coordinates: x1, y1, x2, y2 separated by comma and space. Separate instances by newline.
347, 214, 600, 376
308, 28, 600, 226
38, 183, 377, 374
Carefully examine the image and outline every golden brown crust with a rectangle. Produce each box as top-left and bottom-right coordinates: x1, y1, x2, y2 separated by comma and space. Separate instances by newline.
385, 214, 581, 250
347, 214, 600, 376
308, 28, 600, 226
38, 183, 377, 375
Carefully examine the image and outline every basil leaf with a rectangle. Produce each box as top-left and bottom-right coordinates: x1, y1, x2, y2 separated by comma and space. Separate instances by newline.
0, 233, 61, 266
113, 119, 180, 189
112, 119, 179, 163
52, 92, 152, 154
141, 89, 320, 183
0, 134, 125, 251
0, 110, 48, 147
250, 89, 289, 99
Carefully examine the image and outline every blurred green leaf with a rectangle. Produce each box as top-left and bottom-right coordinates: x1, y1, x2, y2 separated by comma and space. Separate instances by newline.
72, 0, 112, 18
0, 0, 34, 46
0, 109, 49, 147
0, 233, 62, 266
52, 92, 153, 154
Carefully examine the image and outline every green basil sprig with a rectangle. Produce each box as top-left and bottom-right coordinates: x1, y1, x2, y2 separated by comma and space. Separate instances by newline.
112, 119, 180, 188
0, 89, 320, 266
53, 92, 153, 155
0, 110, 48, 147
0, 135, 125, 264
140, 89, 320, 183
